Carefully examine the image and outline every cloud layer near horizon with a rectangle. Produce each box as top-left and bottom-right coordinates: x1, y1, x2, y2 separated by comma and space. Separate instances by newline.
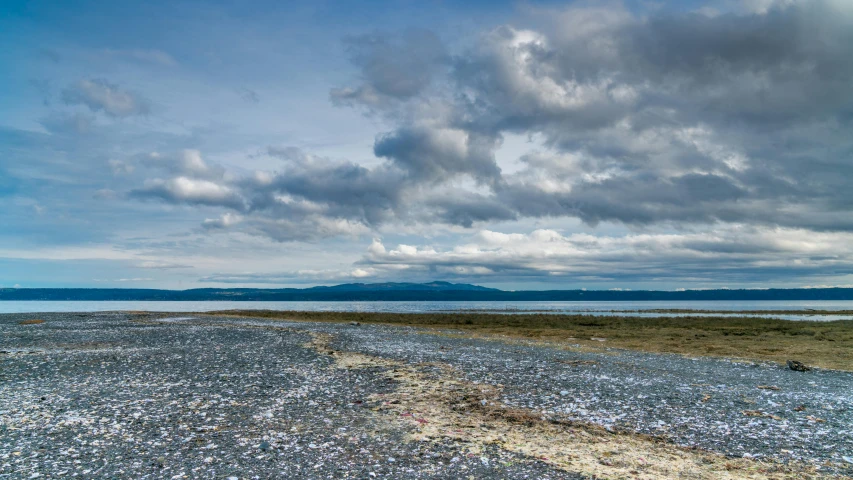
3, 0, 853, 288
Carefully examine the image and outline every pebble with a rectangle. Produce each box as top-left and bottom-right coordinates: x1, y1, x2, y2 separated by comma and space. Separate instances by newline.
327, 315, 853, 473
2, 312, 851, 478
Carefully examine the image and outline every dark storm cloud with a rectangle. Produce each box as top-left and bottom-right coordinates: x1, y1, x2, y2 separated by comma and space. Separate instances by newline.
131, 1, 853, 240
451, 2, 853, 133
330, 29, 448, 108
497, 173, 748, 227
417, 1, 853, 230
373, 126, 502, 184
620, 5, 853, 122
10, 0, 853, 290
425, 191, 517, 228
247, 147, 406, 226
248, 161, 405, 226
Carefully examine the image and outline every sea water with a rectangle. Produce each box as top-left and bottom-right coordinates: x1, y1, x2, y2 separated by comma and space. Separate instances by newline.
2, 300, 853, 320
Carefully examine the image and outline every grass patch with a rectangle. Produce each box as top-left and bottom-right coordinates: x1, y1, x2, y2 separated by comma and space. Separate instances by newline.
210, 310, 853, 371
18, 319, 45, 325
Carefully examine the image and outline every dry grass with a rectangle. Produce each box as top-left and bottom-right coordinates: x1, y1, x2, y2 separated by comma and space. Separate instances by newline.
307, 332, 829, 479
18, 319, 45, 325
619, 309, 853, 316
212, 310, 853, 371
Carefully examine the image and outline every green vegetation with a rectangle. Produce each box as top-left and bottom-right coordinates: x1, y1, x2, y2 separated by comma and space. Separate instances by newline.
209, 310, 853, 371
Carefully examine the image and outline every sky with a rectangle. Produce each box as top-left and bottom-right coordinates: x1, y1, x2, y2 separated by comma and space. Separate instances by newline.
2, 0, 853, 290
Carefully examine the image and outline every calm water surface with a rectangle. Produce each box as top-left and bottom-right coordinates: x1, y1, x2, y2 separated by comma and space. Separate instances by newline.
2, 300, 853, 321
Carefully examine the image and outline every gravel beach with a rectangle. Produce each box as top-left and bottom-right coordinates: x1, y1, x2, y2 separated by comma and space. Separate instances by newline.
2, 312, 851, 479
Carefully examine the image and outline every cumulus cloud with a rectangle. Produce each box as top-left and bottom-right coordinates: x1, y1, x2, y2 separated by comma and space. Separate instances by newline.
111, 0, 853, 282
325, 0, 853, 232
62, 79, 150, 117
373, 126, 502, 184
242, 147, 412, 228
10, 0, 853, 290
126, 147, 404, 240
454, 24, 637, 133
330, 29, 447, 108
123, 1, 853, 244
202, 213, 243, 230
140, 150, 225, 180
424, 190, 516, 228
131, 177, 246, 210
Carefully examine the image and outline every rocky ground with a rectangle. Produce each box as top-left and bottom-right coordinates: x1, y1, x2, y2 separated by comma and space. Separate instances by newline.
1, 312, 851, 479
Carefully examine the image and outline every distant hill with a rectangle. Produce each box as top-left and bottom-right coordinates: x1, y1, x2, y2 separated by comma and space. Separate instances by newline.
306, 281, 499, 292
3, 283, 853, 301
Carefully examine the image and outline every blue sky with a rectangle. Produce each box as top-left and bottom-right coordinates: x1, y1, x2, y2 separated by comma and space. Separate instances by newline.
3, 0, 853, 290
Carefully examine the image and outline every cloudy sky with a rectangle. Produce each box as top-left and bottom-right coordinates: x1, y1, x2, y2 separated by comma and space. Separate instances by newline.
2, 0, 853, 290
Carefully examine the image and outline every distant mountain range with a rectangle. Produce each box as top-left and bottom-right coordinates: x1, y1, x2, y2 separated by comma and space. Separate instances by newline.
304, 281, 499, 292
3, 282, 853, 301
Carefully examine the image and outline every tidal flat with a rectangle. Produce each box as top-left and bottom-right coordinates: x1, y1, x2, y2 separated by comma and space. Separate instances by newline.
213, 310, 853, 371
1, 312, 852, 479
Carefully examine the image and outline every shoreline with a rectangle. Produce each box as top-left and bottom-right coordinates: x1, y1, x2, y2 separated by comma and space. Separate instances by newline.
204, 310, 853, 371
3, 311, 850, 478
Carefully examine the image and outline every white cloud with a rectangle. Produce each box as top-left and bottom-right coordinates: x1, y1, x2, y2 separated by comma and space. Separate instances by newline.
133, 177, 246, 210
93, 188, 118, 200
62, 79, 150, 117
93, 277, 155, 282
357, 226, 853, 285
135, 261, 192, 269
140, 150, 224, 179
202, 213, 243, 230
9, 1, 853, 290
102, 48, 177, 66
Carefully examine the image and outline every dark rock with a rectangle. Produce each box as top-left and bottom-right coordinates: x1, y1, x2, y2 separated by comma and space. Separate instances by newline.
259, 441, 270, 451
786, 360, 811, 372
